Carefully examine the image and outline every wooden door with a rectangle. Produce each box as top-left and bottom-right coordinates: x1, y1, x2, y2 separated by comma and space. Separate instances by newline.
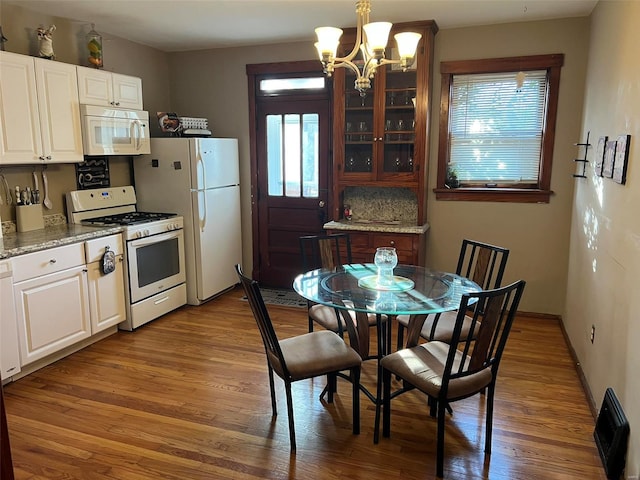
255, 98, 331, 288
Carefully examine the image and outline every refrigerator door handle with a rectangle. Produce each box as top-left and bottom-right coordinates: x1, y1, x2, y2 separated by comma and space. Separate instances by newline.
199, 190, 207, 232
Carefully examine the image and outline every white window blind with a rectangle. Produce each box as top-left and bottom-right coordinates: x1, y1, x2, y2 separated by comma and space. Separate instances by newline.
449, 70, 547, 184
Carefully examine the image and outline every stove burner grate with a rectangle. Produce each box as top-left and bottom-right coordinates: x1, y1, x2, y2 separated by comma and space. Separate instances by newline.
82, 211, 177, 226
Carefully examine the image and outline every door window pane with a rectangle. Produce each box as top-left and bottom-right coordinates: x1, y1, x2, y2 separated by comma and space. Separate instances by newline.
302, 114, 319, 197
266, 115, 283, 196
284, 114, 301, 197
266, 113, 319, 198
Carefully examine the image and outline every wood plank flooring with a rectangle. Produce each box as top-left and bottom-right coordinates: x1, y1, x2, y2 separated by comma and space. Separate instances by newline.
3, 286, 605, 479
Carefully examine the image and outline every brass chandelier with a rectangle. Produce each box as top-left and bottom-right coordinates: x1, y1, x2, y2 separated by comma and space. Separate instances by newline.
314, 0, 421, 95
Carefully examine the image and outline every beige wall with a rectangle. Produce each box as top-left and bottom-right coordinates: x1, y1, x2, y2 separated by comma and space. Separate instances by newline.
168, 19, 589, 315
168, 42, 317, 276
427, 18, 590, 314
0, 3, 170, 222
567, 1, 640, 475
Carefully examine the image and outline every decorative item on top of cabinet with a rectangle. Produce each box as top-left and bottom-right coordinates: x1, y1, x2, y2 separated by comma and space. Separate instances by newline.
331, 21, 437, 226
573, 131, 590, 179
86, 23, 103, 68
0, 51, 84, 164
36, 24, 56, 60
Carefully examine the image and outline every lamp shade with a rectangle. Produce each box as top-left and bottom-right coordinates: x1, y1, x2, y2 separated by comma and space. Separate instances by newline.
363, 21, 392, 51
315, 27, 343, 58
394, 31, 421, 60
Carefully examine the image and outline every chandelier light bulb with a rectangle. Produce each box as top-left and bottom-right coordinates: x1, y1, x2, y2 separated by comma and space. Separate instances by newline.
395, 32, 422, 68
363, 21, 392, 58
314, 0, 421, 94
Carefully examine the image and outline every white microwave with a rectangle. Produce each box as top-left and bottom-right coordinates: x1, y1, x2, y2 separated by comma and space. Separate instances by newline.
80, 104, 151, 156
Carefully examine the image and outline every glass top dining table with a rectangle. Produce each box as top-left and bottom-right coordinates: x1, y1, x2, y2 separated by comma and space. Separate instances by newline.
293, 263, 481, 317
293, 264, 482, 426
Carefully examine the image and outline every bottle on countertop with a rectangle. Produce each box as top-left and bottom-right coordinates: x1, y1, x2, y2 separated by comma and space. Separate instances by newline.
343, 204, 353, 221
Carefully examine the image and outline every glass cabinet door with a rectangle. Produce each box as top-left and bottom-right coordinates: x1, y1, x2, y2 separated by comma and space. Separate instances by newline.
343, 70, 375, 175
383, 68, 417, 175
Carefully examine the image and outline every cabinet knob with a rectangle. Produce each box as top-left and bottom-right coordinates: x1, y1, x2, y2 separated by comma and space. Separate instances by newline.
49, 258, 57, 264
115, 102, 120, 106
390, 240, 395, 246
46, 156, 52, 160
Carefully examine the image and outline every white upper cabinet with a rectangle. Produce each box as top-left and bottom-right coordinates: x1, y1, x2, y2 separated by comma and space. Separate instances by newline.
77, 66, 143, 110
0, 51, 84, 164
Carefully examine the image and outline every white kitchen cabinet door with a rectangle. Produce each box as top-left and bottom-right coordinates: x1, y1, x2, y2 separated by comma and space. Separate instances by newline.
76, 66, 113, 106
0, 51, 43, 164
77, 67, 143, 110
14, 266, 91, 366
0, 51, 83, 165
87, 256, 126, 333
0, 262, 20, 380
34, 58, 84, 163
112, 73, 143, 110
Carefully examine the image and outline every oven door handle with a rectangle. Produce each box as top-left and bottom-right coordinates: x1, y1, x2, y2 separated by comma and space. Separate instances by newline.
129, 230, 182, 248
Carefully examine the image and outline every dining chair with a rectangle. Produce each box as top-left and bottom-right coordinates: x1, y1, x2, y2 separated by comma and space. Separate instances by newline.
376, 280, 526, 478
396, 239, 509, 349
235, 264, 362, 453
299, 234, 385, 359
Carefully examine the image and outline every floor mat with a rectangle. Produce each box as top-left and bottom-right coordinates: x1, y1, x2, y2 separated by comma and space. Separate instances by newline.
241, 287, 307, 308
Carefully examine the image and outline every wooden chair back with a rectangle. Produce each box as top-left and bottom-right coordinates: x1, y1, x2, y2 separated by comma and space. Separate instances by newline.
441, 280, 526, 399
300, 233, 352, 271
456, 239, 509, 290
235, 264, 291, 379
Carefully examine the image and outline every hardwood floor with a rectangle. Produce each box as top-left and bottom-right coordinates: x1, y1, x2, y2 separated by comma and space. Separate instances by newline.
3, 286, 605, 479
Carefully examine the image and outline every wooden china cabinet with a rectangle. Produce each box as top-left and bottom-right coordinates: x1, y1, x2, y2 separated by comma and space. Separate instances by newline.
329, 20, 438, 265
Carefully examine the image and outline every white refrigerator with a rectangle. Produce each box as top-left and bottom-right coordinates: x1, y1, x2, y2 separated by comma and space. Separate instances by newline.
134, 137, 242, 305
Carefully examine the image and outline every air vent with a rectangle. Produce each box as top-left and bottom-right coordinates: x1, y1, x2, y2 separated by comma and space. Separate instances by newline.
594, 388, 629, 479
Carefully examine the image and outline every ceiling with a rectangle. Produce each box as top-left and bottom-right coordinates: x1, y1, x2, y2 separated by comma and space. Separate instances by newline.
5, 0, 598, 52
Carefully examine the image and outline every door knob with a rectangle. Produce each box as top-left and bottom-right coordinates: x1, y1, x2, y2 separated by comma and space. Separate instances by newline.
318, 200, 325, 207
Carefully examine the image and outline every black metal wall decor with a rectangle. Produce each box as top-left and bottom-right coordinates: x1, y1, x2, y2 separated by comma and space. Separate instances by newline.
75, 156, 110, 189
573, 131, 590, 179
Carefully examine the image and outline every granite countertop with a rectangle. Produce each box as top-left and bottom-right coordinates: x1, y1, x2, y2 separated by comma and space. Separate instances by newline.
324, 220, 430, 234
0, 224, 124, 260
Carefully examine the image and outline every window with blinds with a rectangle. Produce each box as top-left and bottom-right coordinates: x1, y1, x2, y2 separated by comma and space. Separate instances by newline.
436, 54, 563, 202
449, 70, 547, 185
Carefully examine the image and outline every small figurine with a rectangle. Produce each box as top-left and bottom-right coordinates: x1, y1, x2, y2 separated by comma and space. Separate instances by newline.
36, 24, 56, 60
0, 26, 7, 51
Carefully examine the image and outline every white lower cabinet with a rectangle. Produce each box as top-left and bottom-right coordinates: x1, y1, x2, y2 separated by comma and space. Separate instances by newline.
13, 264, 91, 366
1, 260, 20, 380
10, 234, 126, 372
85, 235, 126, 333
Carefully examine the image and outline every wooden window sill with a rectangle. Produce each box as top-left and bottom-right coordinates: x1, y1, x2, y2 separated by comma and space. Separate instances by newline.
433, 187, 553, 203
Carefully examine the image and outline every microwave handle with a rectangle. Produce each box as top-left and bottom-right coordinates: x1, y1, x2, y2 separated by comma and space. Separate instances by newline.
133, 120, 141, 150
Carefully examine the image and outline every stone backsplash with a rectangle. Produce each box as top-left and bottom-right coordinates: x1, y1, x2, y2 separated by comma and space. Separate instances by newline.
342, 187, 418, 224
2, 213, 67, 235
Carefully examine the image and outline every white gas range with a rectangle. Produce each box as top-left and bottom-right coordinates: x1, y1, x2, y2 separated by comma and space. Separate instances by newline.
67, 186, 187, 330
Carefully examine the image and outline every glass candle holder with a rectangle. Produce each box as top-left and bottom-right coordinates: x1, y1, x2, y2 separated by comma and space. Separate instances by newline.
86, 23, 103, 68
374, 247, 398, 286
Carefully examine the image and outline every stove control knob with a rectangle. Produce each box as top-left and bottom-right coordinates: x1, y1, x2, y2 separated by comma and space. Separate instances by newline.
135, 231, 143, 238
144, 229, 150, 236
